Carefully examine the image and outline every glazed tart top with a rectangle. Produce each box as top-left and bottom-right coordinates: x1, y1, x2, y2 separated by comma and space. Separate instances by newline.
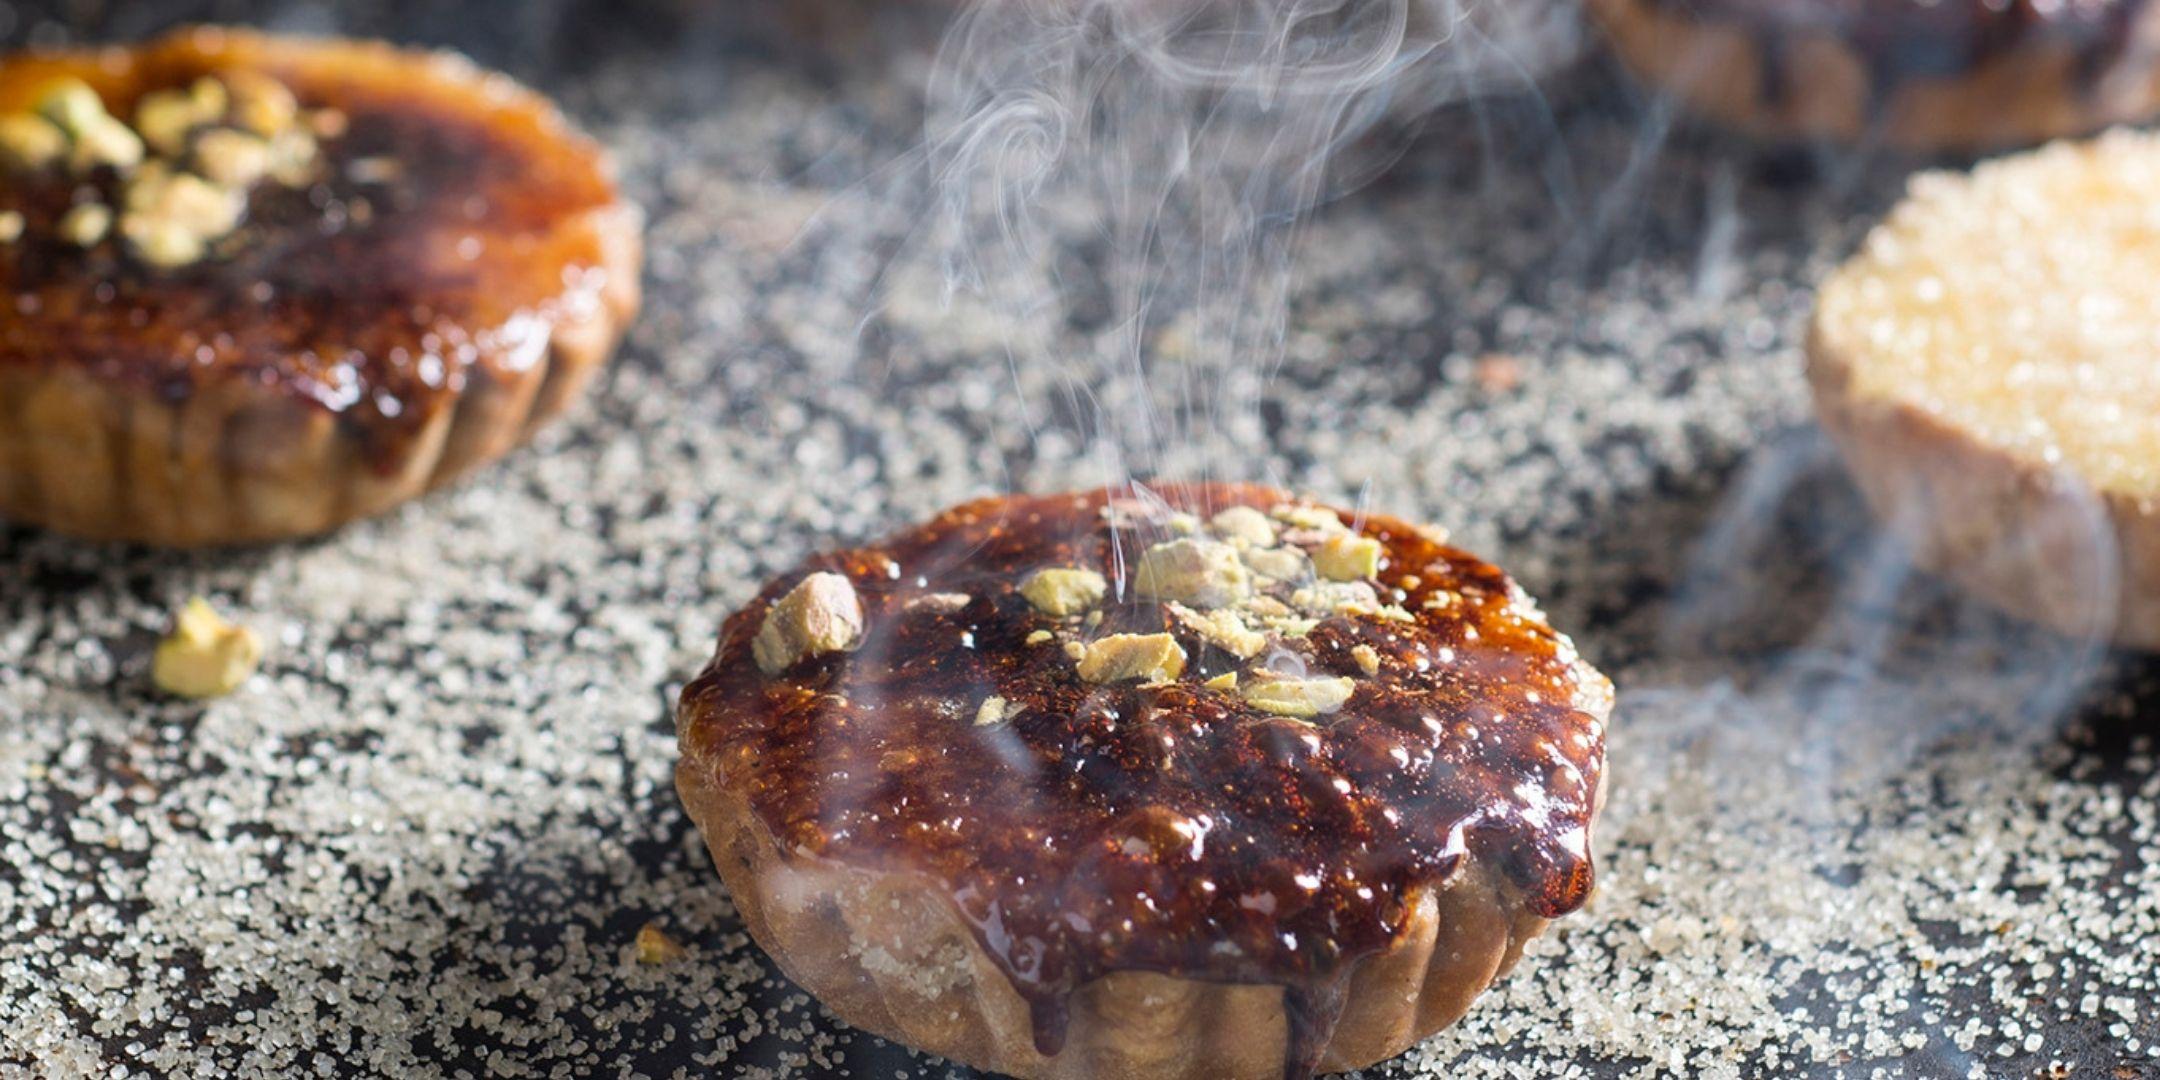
676, 483, 1611, 1072
0, 28, 632, 466
1640, 0, 2147, 87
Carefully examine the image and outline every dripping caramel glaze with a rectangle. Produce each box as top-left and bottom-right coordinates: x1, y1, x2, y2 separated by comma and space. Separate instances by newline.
678, 485, 1609, 1078
0, 30, 623, 473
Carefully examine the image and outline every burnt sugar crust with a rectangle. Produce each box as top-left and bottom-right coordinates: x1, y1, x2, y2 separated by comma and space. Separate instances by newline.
675, 484, 1613, 1078
1588, 0, 2160, 149
0, 28, 642, 546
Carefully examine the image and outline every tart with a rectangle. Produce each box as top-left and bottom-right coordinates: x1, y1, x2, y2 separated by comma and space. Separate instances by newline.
1811, 130, 2160, 648
1587, 0, 2160, 149
675, 484, 1612, 1078
0, 28, 641, 546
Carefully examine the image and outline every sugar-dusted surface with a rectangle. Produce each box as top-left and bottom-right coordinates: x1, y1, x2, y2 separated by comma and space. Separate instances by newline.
1818, 129, 2160, 500
2, 2, 2158, 1079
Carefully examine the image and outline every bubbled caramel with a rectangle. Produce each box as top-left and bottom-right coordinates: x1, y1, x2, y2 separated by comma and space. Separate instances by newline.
0, 29, 625, 473
676, 484, 1611, 1078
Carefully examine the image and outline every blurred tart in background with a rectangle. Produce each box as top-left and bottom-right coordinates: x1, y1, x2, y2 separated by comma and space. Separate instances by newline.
676, 484, 1612, 1079
0, 27, 641, 546
1811, 130, 2160, 647
1589, 0, 2160, 150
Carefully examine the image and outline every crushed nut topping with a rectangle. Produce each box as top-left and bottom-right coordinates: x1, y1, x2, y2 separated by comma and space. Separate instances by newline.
1076, 633, 1187, 684
1351, 644, 1381, 676
1132, 538, 1251, 609
1270, 504, 1346, 532
1240, 673, 1356, 719
633, 923, 685, 965
1, 70, 331, 267
752, 572, 864, 675
152, 597, 264, 700
1202, 671, 1239, 691
903, 592, 973, 615
57, 203, 110, 247
1241, 546, 1309, 583
1025, 629, 1054, 646
974, 695, 1014, 727
1313, 534, 1383, 581
0, 114, 66, 170
1167, 602, 1268, 660
1209, 505, 1277, 547
1019, 567, 1107, 617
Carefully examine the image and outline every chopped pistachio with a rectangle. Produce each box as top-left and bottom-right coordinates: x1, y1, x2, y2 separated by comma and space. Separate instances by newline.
193, 128, 271, 187
1025, 629, 1054, 646
123, 218, 206, 268
0, 211, 21, 243
1242, 546, 1309, 583
57, 203, 111, 247
1240, 674, 1355, 719
1019, 567, 1107, 617
1313, 534, 1383, 581
1061, 640, 1088, 661
1270, 504, 1346, 532
634, 923, 685, 965
1372, 604, 1417, 624
223, 70, 299, 136
1264, 616, 1319, 638
752, 572, 864, 674
974, 695, 1013, 727
1076, 633, 1186, 684
1168, 602, 1268, 660
1291, 580, 1380, 617
69, 117, 144, 172
134, 78, 229, 156
1350, 644, 1381, 676
266, 129, 319, 187
1202, 671, 1238, 691
1209, 505, 1276, 547
152, 597, 263, 700
36, 78, 108, 135
1132, 538, 1250, 609
1245, 595, 1294, 619
903, 592, 972, 614
0, 115, 67, 170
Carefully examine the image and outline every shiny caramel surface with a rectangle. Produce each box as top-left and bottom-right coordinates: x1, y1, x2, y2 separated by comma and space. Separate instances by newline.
0, 29, 623, 468
677, 485, 1609, 1075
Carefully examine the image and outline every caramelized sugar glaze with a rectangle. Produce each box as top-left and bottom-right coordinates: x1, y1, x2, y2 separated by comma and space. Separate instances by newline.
0, 29, 627, 473
677, 485, 1610, 1077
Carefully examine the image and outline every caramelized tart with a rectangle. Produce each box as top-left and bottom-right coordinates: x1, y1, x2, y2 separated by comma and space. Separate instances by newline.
675, 484, 1613, 1079
0, 28, 641, 546
1588, 0, 2160, 149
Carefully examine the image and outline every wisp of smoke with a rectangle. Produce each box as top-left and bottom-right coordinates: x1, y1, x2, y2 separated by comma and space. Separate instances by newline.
920, 0, 1580, 495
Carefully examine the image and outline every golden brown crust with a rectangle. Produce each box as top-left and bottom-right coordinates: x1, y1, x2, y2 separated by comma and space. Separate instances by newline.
0, 29, 642, 546
1809, 323, 2160, 648
1588, 0, 2160, 149
677, 737, 1561, 1079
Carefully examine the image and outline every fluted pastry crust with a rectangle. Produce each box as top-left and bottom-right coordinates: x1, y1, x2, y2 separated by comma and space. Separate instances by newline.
0, 29, 641, 546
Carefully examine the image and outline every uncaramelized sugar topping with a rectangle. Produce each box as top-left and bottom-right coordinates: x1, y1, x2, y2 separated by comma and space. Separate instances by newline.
1818, 130, 2160, 498
677, 485, 1610, 1074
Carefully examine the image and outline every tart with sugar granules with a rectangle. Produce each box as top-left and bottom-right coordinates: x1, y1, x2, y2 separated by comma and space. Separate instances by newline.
0, 27, 640, 546
676, 483, 1612, 1079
